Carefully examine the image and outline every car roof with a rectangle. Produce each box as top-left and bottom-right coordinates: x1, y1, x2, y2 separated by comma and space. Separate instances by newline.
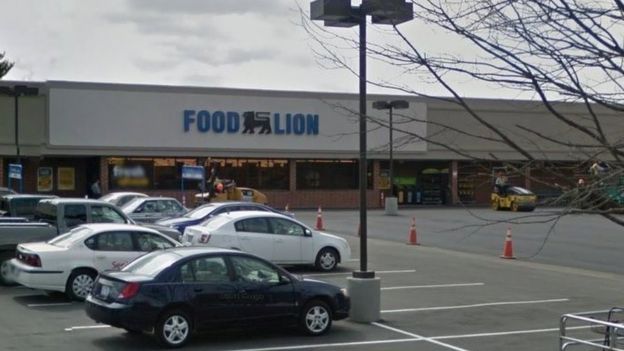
79, 223, 161, 233
132, 196, 179, 202
163, 246, 240, 258
102, 192, 148, 198
39, 198, 114, 205
1, 194, 57, 200
218, 210, 290, 220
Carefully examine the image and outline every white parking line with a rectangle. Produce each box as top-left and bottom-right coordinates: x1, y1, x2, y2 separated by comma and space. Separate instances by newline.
433, 325, 590, 340
27, 302, 73, 307
381, 283, 484, 291
382, 298, 570, 314
373, 322, 469, 351
64, 325, 111, 331
305, 269, 416, 277
224, 338, 418, 351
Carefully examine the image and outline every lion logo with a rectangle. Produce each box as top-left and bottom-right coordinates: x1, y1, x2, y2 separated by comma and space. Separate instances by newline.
242, 111, 272, 134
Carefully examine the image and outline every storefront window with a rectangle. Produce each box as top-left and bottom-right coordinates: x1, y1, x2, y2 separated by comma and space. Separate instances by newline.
210, 159, 289, 190
107, 157, 288, 191
296, 160, 360, 190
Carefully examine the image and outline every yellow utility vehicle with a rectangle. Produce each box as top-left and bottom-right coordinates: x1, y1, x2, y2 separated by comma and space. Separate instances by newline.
195, 183, 268, 205
491, 186, 537, 212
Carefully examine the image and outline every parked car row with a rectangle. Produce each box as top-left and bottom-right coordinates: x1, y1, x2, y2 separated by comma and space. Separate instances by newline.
0, 190, 351, 348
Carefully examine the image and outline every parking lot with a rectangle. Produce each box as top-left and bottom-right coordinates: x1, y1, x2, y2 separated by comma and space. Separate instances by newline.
2, 208, 623, 350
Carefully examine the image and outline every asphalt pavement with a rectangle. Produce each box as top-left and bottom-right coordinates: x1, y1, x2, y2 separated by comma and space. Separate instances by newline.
1, 207, 623, 350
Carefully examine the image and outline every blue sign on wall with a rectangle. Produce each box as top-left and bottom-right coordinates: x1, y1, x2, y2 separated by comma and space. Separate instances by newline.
181, 165, 205, 180
183, 110, 320, 136
8, 164, 22, 180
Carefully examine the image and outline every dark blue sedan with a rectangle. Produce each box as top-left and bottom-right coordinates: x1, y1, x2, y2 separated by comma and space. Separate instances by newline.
155, 202, 293, 233
85, 247, 349, 348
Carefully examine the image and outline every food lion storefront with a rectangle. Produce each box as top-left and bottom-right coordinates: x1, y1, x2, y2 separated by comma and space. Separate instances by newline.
4, 81, 597, 208
1, 81, 436, 208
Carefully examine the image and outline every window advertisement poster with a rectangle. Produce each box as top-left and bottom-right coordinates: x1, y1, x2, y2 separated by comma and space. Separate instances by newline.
37, 167, 53, 192
57, 167, 75, 190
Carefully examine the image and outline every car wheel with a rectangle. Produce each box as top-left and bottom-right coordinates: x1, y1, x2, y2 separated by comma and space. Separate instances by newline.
156, 309, 192, 348
300, 300, 332, 336
0, 259, 17, 286
315, 248, 338, 272
66, 269, 96, 301
511, 202, 519, 212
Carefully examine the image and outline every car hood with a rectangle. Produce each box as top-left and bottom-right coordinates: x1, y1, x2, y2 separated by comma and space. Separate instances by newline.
298, 278, 342, 291
317, 231, 347, 243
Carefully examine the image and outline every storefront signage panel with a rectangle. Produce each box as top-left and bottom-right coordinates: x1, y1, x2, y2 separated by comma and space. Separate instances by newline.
49, 87, 427, 153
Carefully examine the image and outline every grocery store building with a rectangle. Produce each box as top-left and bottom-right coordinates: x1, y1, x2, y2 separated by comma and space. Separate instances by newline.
1, 81, 620, 208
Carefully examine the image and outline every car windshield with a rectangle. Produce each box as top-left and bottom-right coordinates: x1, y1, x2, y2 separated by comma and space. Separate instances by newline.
509, 187, 534, 195
200, 215, 231, 228
184, 204, 217, 219
120, 197, 144, 212
122, 251, 180, 277
48, 226, 93, 247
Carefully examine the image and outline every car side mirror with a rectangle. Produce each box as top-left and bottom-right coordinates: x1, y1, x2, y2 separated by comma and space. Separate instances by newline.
304, 229, 313, 237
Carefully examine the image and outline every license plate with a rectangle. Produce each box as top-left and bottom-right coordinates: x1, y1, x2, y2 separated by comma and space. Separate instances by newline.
100, 285, 110, 297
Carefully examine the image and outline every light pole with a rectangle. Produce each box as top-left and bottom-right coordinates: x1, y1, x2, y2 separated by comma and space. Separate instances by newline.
373, 100, 409, 214
310, 0, 413, 322
0, 85, 40, 192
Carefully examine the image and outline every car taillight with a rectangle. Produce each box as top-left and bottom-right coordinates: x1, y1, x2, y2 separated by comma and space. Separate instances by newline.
117, 282, 140, 300
18, 253, 41, 267
199, 234, 211, 244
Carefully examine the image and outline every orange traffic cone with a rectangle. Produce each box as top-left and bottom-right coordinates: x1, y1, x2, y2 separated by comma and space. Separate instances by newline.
407, 217, 420, 245
500, 228, 516, 259
316, 206, 324, 230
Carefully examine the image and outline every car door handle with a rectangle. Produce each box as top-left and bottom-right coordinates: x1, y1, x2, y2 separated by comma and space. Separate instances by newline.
275, 239, 284, 243
193, 288, 203, 292
95, 255, 106, 260
240, 237, 251, 241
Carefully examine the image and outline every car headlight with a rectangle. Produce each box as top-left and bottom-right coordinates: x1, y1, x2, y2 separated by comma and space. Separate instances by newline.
340, 288, 348, 296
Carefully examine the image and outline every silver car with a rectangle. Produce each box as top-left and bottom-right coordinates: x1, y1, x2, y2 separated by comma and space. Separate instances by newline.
121, 197, 187, 223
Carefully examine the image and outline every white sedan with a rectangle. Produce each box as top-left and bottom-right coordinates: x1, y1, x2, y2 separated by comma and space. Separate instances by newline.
10, 223, 179, 300
182, 211, 351, 271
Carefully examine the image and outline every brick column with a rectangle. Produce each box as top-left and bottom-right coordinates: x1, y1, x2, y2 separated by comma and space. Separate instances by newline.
289, 159, 296, 192
99, 157, 109, 194
451, 160, 459, 205
372, 160, 380, 190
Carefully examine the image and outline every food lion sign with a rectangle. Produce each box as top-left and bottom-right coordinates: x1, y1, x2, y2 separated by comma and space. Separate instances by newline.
48, 86, 427, 153
183, 110, 319, 136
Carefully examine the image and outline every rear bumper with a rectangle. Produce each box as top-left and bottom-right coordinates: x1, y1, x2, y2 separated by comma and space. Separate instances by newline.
10, 259, 66, 292
85, 295, 155, 332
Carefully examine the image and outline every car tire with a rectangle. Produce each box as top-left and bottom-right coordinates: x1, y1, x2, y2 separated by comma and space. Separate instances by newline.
65, 269, 96, 301
315, 248, 338, 272
0, 258, 17, 286
155, 309, 192, 348
300, 300, 333, 336
511, 202, 519, 212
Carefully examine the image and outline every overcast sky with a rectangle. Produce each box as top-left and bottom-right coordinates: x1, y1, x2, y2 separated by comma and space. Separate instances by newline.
0, 0, 501, 97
